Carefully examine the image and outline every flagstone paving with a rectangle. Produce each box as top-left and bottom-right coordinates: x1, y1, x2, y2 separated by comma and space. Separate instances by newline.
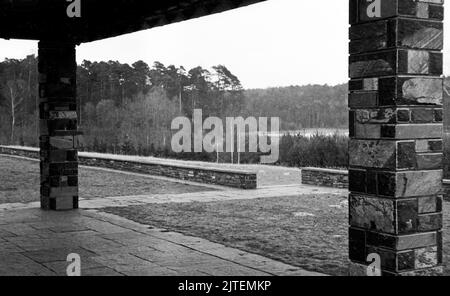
0, 205, 325, 276
0, 154, 347, 276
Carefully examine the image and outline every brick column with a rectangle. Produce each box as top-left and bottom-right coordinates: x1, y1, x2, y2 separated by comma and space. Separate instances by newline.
348, 0, 444, 276
38, 41, 80, 211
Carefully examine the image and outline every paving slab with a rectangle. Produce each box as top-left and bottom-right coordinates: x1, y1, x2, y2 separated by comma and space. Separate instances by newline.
0, 253, 56, 276
0, 206, 324, 276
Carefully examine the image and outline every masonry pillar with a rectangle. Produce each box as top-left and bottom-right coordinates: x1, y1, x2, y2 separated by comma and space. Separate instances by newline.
38, 41, 79, 211
348, 0, 444, 276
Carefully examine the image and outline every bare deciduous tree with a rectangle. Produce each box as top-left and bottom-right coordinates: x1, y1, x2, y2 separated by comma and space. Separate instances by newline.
1, 79, 27, 144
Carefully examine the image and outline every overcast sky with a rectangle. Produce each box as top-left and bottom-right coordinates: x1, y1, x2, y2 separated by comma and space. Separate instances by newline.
0, 0, 448, 89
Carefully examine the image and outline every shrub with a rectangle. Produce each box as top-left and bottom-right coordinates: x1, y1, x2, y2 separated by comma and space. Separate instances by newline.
278, 132, 348, 169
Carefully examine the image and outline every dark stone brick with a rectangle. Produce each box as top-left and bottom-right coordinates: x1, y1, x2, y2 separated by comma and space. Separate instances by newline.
40, 196, 50, 210
411, 109, 434, 123
73, 196, 79, 209
67, 150, 78, 162
349, 170, 366, 193
43, 162, 78, 176
434, 109, 443, 122
349, 140, 396, 169
354, 108, 397, 124
418, 196, 439, 214
378, 77, 396, 106
416, 154, 442, 170
49, 119, 78, 132
381, 125, 396, 138
377, 172, 396, 196
397, 200, 418, 234
367, 232, 396, 250
437, 196, 443, 212
46, 150, 76, 163
429, 140, 443, 152
398, 251, 415, 271
349, 79, 364, 91
349, 92, 378, 107
428, 5, 444, 20
418, 213, 443, 232
429, 4, 444, 20
395, 171, 443, 198
39, 83, 76, 100
48, 175, 78, 187
397, 109, 410, 122
349, 111, 355, 138
68, 176, 78, 187
349, 195, 396, 233
354, 123, 381, 139
396, 76, 443, 106
49, 196, 76, 211
397, 142, 416, 169
349, 228, 366, 263
366, 171, 377, 195
396, 124, 443, 139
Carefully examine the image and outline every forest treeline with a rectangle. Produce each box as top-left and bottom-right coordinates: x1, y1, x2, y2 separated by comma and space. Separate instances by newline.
0, 55, 349, 166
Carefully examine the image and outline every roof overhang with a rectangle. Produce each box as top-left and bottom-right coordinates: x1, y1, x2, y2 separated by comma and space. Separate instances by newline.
0, 0, 266, 43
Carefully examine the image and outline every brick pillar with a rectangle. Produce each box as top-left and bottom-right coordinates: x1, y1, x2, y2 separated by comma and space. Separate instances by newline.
38, 41, 79, 211
348, 0, 444, 276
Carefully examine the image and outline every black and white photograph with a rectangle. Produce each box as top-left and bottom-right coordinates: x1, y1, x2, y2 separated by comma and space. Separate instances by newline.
0, 0, 449, 286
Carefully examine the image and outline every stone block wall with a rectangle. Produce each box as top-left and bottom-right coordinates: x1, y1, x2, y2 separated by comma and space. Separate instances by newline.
0, 146, 257, 189
301, 168, 348, 189
348, 0, 444, 276
38, 41, 80, 211
0, 146, 39, 158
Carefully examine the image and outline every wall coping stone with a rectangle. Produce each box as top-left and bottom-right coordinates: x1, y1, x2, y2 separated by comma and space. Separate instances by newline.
0, 145, 255, 175
302, 167, 348, 175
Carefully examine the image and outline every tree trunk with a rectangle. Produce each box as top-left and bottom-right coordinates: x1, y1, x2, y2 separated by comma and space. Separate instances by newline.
9, 86, 15, 144
179, 90, 182, 113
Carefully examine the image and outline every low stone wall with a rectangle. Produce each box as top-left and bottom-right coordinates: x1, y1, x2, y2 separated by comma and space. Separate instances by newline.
0, 146, 257, 189
301, 167, 348, 189
0, 146, 40, 159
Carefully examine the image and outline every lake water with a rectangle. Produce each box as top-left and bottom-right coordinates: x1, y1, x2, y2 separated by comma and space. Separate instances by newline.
254, 128, 349, 138
282, 128, 349, 137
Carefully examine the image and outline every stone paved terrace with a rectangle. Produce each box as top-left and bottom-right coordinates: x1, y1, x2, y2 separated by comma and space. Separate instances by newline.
0, 194, 328, 276
0, 154, 325, 276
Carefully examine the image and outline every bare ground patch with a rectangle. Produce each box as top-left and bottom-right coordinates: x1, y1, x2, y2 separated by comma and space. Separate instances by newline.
102, 196, 450, 276
101, 194, 349, 275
